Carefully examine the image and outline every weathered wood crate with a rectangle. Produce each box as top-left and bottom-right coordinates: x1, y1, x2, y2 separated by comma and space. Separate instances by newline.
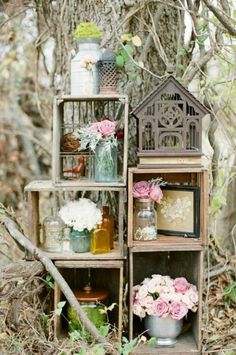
128, 167, 208, 248
24, 180, 126, 260
129, 249, 203, 354
52, 95, 128, 187
54, 259, 124, 340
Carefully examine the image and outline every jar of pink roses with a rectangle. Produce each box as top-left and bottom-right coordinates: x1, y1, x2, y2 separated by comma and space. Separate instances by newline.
133, 179, 164, 241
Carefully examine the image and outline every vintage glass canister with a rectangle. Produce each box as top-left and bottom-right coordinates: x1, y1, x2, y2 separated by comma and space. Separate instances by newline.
90, 224, 110, 254
68, 284, 108, 332
94, 142, 117, 182
102, 206, 114, 249
42, 208, 65, 252
133, 198, 157, 241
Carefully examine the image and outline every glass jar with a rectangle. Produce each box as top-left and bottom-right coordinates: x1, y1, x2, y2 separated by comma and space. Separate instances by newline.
68, 285, 108, 334
94, 141, 117, 182
70, 229, 90, 253
43, 210, 65, 252
102, 206, 114, 249
90, 224, 110, 254
133, 198, 157, 241
61, 227, 71, 253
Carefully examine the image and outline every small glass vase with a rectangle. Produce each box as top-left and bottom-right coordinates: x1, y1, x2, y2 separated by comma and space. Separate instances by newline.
133, 198, 157, 241
94, 141, 117, 182
144, 315, 183, 346
70, 229, 90, 253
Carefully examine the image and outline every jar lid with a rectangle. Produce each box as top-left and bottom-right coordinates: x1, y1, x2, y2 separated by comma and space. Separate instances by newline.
74, 284, 108, 302
135, 198, 153, 203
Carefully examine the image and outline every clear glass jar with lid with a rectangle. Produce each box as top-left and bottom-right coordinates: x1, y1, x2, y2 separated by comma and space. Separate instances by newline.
42, 207, 65, 252
133, 198, 157, 241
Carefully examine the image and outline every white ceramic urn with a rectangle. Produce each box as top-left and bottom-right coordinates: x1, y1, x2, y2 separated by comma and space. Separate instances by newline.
70, 37, 101, 96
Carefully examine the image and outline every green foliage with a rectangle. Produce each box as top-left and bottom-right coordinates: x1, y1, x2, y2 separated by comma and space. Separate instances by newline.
45, 274, 55, 289
115, 33, 143, 86
224, 281, 236, 303
116, 336, 138, 355
147, 337, 157, 347
54, 301, 66, 316
74, 22, 102, 39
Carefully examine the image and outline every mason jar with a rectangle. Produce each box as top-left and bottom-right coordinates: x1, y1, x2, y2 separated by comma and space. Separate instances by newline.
133, 198, 157, 241
94, 141, 117, 182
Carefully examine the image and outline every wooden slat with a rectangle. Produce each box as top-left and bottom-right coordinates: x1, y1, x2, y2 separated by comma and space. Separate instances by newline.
133, 333, 199, 354
127, 169, 134, 247
201, 170, 209, 246
27, 191, 39, 247
55, 260, 123, 268
129, 167, 207, 174
129, 251, 134, 340
24, 180, 126, 192
130, 237, 203, 251
42, 242, 126, 261
118, 264, 124, 340
56, 94, 128, 102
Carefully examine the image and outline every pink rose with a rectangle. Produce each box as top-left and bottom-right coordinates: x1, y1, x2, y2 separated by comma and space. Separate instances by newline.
152, 298, 170, 318
89, 122, 100, 133
97, 119, 116, 137
133, 181, 150, 199
174, 277, 190, 294
169, 301, 188, 320
149, 184, 163, 203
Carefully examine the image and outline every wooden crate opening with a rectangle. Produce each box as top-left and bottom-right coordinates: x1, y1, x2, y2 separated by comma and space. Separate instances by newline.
25, 182, 126, 260
54, 261, 123, 340
52, 96, 128, 186
128, 168, 208, 247
129, 250, 203, 354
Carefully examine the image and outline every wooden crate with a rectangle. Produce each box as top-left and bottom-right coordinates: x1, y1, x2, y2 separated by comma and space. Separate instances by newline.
54, 260, 124, 340
52, 95, 128, 187
129, 249, 203, 354
25, 180, 126, 260
128, 167, 208, 248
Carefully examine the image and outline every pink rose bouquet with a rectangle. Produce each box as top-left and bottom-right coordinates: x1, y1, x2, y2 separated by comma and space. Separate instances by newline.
133, 178, 165, 203
132, 274, 198, 320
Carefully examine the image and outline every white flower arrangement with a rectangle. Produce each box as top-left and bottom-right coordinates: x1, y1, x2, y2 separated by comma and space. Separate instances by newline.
59, 198, 102, 232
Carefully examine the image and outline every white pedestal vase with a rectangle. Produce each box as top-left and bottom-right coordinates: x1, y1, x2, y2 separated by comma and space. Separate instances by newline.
144, 315, 183, 346
71, 38, 101, 96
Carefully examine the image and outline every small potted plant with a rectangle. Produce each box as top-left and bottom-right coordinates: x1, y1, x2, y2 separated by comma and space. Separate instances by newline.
132, 274, 198, 346
71, 22, 102, 95
59, 198, 102, 253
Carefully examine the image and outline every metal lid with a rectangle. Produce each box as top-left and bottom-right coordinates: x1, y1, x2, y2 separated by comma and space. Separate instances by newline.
135, 198, 153, 203
74, 284, 108, 302
100, 48, 115, 61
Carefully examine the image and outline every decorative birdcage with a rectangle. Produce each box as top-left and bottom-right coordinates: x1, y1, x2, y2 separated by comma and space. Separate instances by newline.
132, 75, 208, 166
98, 49, 117, 94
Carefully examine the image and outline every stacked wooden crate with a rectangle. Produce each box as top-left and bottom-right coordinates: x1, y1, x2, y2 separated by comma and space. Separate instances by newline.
24, 94, 129, 340
127, 75, 209, 354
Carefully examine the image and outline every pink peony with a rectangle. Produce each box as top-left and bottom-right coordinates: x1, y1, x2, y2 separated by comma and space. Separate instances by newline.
133, 181, 150, 199
174, 277, 190, 294
97, 119, 116, 137
169, 301, 188, 320
89, 122, 100, 133
149, 184, 163, 203
152, 298, 170, 318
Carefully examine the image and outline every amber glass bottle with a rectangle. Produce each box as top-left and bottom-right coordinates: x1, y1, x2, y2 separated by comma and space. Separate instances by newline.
102, 206, 114, 249
90, 223, 110, 254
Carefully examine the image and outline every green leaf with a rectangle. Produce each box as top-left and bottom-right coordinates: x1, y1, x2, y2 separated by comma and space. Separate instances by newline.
45, 275, 55, 289
132, 35, 142, 47
123, 44, 134, 56
177, 64, 185, 71
224, 281, 236, 302
54, 301, 66, 315
148, 337, 157, 347
116, 55, 125, 68
121, 33, 133, 42
99, 325, 109, 337
178, 47, 188, 56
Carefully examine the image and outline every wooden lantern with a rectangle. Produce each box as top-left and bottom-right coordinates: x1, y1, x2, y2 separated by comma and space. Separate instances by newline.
132, 75, 209, 167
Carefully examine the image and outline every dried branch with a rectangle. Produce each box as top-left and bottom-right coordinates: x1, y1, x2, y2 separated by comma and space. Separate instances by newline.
1, 215, 116, 352
202, 0, 236, 37
182, 49, 213, 85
